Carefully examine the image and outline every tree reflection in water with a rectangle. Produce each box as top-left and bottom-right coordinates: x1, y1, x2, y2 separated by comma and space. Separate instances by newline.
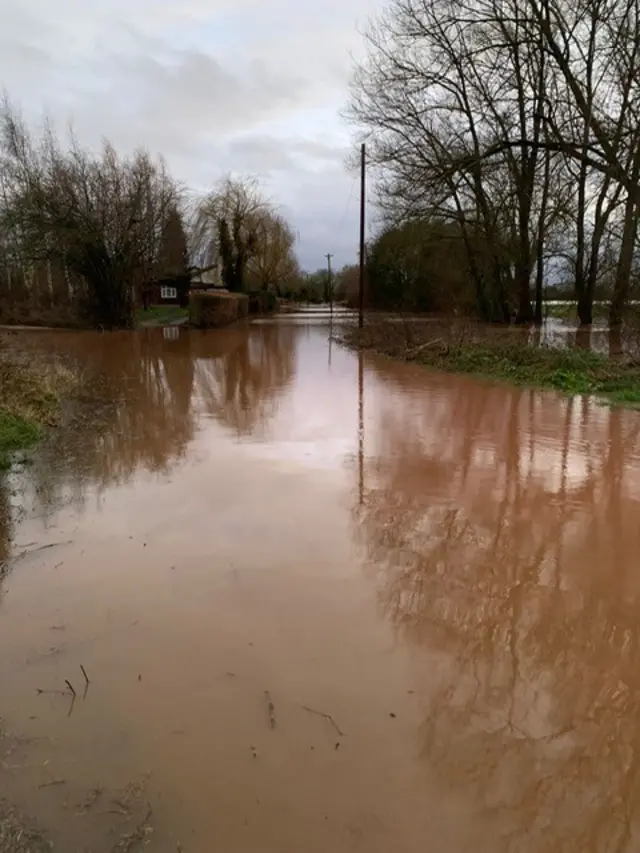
194, 324, 296, 435
0, 474, 11, 604
0, 324, 297, 549
354, 361, 640, 852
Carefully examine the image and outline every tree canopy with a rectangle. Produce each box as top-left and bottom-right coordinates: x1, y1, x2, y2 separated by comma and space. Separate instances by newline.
0, 107, 303, 327
348, 0, 640, 325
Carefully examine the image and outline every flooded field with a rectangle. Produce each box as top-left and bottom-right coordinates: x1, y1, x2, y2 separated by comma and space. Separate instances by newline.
1, 316, 640, 852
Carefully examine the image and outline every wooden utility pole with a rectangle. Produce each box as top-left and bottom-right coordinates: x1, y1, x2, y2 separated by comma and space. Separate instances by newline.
325, 252, 333, 310
358, 348, 364, 505
358, 143, 366, 329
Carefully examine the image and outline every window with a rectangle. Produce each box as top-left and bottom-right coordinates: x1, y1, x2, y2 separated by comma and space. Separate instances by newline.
163, 326, 180, 341
161, 286, 177, 300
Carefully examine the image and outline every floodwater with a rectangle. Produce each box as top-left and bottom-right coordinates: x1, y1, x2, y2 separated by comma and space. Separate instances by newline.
1, 314, 640, 852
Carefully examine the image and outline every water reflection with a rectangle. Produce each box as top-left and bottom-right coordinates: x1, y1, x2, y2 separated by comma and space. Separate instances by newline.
0, 325, 297, 550
194, 324, 297, 435
0, 472, 10, 570
355, 361, 640, 852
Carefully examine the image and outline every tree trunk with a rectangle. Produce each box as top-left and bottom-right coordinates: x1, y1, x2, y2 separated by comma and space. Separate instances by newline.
534, 148, 551, 326
610, 190, 639, 326
515, 257, 534, 323
609, 326, 623, 356
575, 326, 591, 349
580, 230, 601, 325
577, 291, 593, 325
581, 185, 620, 325
574, 162, 588, 324
514, 163, 534, 324
534, 257, 544, 325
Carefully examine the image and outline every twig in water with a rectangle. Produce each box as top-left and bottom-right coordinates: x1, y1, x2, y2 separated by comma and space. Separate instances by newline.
77, 787, 103, 813
113, 773, 151, 811
404, 338, 444, 358
36, 688, 67, 696
302, 705, 345, 737
80, 665, 90, 685
111, 804, 153, 853
38, 779, 66, 788
14, 541, 74, 562
264, 691, 276, 730
65, 679, 77, 697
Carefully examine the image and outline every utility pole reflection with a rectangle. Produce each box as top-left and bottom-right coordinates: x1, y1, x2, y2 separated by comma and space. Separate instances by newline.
358, 347, 364, 506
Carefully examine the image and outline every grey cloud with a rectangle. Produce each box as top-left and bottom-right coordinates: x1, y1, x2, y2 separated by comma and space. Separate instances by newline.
219, 135, 350, 175
200, 134, 358, 267
277, 167, 363, 269
219, 137, 297, 174
0, 9, 55, 101
0, 0, 377, 271
63, 43, 319, 158
290, 139, 350, 165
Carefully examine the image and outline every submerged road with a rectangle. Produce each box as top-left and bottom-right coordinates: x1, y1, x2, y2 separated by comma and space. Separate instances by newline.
1, 310, 639, 852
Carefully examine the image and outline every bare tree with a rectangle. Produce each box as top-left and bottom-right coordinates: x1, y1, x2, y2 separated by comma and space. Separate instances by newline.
246, 210, 299, 293
192, 177, 299, 294
347, 0, 556, 322
0, 101, 178, 328
349, 0, 640, 325
192, 177, 268, 292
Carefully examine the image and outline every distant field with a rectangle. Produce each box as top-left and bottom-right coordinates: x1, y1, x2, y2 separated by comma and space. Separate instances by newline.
543, 300, 640, 321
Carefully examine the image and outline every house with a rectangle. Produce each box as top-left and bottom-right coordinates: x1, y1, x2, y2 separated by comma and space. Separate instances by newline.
153, 261, 224, 304
190, 262, 223, 291
136, 259, 224, 308
149, 275, 189, 306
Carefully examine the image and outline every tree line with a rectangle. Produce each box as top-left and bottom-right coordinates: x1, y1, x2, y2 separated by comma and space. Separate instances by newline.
349, 0, 640, 325
0, 101, 303, 328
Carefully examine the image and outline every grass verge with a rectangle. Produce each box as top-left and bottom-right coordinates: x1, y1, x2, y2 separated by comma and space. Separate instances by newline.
0, 723, 53, 853
0, 413, 42, 469
0, 350, 75, 469
0, 802, 52, 853
135, 304, 188, 327
343, 323, 640, 407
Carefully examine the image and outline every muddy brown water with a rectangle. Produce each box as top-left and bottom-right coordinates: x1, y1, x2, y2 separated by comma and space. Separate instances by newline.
1, 319, 640, 852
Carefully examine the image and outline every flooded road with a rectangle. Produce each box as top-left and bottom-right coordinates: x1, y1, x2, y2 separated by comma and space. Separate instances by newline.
2, 319, 640, 852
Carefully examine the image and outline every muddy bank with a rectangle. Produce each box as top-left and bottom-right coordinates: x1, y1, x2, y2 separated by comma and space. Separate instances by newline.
2, 322, 640, 851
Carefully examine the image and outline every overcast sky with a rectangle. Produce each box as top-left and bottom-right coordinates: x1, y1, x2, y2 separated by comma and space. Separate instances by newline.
0, 0, 385, 270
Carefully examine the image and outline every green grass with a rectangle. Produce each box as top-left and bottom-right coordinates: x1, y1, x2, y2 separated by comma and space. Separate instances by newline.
544, 302, 577, 320
0, 350, 75, 470
135, 304, 188, 327
413, 343, 640, 406
0, 411, 42, 470
347, 323, 640, 408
